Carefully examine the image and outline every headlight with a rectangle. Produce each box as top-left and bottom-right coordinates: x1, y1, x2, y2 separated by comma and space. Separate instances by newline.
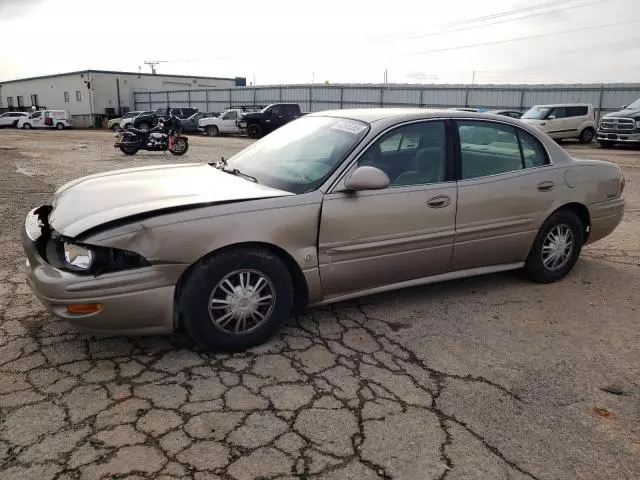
63, 242, 94, 270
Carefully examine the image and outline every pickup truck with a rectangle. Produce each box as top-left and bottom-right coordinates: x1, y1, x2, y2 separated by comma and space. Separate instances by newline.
198, 107, 262, 136
597, 97, 640, 147
237, 103, 305, 138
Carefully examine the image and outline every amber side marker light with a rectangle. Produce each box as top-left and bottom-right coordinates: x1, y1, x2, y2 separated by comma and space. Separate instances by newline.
67, 304, 103, 314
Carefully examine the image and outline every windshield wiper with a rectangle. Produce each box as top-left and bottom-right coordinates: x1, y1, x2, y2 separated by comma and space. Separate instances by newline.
209, 157, 258, 183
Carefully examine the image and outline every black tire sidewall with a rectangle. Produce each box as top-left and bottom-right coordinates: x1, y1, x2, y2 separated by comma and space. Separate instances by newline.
169, 138, 188, 156
180, 249, 293, 351
579, 128, 594, 143
526, 210, 584, 283
247, 124, 262, 138
208, 126, 219, 136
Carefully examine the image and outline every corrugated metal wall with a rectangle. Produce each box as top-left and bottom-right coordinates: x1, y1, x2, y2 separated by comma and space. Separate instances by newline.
135, 83, 640, 121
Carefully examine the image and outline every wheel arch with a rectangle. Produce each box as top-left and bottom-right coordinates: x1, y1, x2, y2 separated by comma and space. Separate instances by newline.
550, 202, 591, 241
173, 241, 309, 331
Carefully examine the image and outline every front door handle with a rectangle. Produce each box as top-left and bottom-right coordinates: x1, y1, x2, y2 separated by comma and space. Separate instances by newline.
537, 181, 555, 192
427, 195, 451, 208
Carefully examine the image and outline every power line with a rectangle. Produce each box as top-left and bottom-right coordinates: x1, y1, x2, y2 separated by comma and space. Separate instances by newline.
439, 0, 577, 27
371, 0, 578, 42
393, 0, 619, 42
395, 18, 640, 57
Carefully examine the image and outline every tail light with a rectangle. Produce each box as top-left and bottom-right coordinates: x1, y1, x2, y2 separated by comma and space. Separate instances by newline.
621, 177, 625, 194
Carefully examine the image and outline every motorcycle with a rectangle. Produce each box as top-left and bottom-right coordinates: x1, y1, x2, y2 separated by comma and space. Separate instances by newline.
114, 113, 189, 156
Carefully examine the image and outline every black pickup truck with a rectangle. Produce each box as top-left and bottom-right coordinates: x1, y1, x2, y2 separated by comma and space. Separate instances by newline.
237, 103, 305, 138
596, 97, 640, 147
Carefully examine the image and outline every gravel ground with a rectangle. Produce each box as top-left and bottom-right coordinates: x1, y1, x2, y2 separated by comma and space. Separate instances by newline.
0, 129, 638, 480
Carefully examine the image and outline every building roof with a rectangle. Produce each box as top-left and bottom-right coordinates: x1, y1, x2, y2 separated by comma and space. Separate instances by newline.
0, 69, 243, 84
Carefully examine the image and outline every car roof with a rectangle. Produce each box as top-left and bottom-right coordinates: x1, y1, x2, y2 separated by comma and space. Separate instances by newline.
309, 108, 522, 124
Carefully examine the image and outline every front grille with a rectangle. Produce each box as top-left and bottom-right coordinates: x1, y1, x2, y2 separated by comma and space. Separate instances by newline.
600, 117, 635, 132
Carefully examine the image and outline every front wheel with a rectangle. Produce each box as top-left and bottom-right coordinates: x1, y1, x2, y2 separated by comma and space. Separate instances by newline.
56, 123, 65, 130
247, 123, 263, 139
579, 127, 595, 144
525, 210, 584, 283
206, 125, 219, 137
23, 123, 32, 129
179, 248, 293, 351
169, 137, 188, 156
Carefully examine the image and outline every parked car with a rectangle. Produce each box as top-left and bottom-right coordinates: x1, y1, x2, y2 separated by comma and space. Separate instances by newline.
0, 111, 29, 128
109, 111, 142, 130
199, 107, 262, 136
22, 109, 625, 351
237, 103, 305, 138
133, 108, 199, 130
486, 109, 523, 119
120, 111, 152, 130
521, 104, 596, 143
596, 97, 640, 148
18, 110, 72, 129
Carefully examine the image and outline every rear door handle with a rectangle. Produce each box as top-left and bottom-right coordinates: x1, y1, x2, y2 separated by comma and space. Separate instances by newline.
427, 195, 451, 208
537, 181, 554, 192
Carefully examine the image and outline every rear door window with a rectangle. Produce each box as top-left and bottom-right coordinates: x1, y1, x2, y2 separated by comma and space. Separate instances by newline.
566, 106, 588, 117
457, 121, 522, 179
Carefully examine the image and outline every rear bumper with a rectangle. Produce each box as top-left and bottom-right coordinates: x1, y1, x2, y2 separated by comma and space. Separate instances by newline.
587, 197, 625, 244
22, 209, 180, 335
596, 130, 640, 144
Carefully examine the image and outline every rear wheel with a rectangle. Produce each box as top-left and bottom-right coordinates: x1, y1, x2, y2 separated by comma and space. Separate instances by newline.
579, 127, 595, 144
23, 123, 32, 129
598, 140, 615, 148
56, 123, 65, 130
207, 125, 219, 137
179, 248, 293, 351
525, 210, 584, 283
119, 140, 139, 155
247, 123, 263, 139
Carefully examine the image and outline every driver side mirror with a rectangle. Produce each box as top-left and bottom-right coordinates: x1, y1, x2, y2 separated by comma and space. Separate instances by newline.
344, 166, 390, 192
622, 105, 627, 109
547, 114, 556, 120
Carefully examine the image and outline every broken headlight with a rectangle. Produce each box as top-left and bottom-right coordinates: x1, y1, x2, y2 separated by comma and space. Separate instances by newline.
43, 235, 150, 275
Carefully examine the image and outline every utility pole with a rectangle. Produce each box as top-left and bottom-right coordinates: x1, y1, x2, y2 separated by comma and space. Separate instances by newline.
471, 70, 476, 86
144, 61, 167, 74
384, 69, 388, 84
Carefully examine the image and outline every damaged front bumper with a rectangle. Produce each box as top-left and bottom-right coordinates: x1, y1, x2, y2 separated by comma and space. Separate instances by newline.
22, 206, 180, 335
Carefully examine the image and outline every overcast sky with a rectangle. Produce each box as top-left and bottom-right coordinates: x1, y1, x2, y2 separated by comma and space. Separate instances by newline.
1, 0, 639, 85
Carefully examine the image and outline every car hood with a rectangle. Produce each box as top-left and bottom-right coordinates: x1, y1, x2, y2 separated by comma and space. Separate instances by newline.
49, 163, 292, 237
602, 108, 640, 119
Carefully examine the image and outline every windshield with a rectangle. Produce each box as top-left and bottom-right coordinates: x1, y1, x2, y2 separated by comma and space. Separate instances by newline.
522, 106, 551, 119
225, 116, 369, 194
625, 98, 640, 110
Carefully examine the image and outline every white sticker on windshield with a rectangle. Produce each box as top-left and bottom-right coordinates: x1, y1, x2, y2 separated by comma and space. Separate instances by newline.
331, 120, 367, 135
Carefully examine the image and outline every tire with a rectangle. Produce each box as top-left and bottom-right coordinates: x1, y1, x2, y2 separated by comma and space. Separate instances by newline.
598, 140, 615, 148
206, 125, 219, 137
169, 137, 189, 156
579, 127, 595, 144
56, 123, 64, 130
137, 122, 150, 131
247, 123, 263, 139
180, 248, 293, 351
119, 142, 139, 155
23, 123, 32, 129
525, 209, 584, 283
111, 123, 120, 131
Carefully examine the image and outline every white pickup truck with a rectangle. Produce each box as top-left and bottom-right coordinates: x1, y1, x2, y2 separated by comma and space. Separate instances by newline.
198, 107, 261, 136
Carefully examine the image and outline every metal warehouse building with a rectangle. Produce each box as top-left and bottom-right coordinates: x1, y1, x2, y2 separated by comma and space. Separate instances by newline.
0, 70, 246, 128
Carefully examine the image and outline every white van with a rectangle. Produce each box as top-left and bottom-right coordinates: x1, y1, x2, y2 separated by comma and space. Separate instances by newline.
17, 110, 72, 130
521, 104, 596, 143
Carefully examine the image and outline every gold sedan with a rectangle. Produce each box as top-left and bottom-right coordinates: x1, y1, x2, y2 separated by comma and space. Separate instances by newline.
23, 109, 625, 350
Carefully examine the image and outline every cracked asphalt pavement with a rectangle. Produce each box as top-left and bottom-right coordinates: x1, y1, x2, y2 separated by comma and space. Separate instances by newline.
0, 130, 639, 480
